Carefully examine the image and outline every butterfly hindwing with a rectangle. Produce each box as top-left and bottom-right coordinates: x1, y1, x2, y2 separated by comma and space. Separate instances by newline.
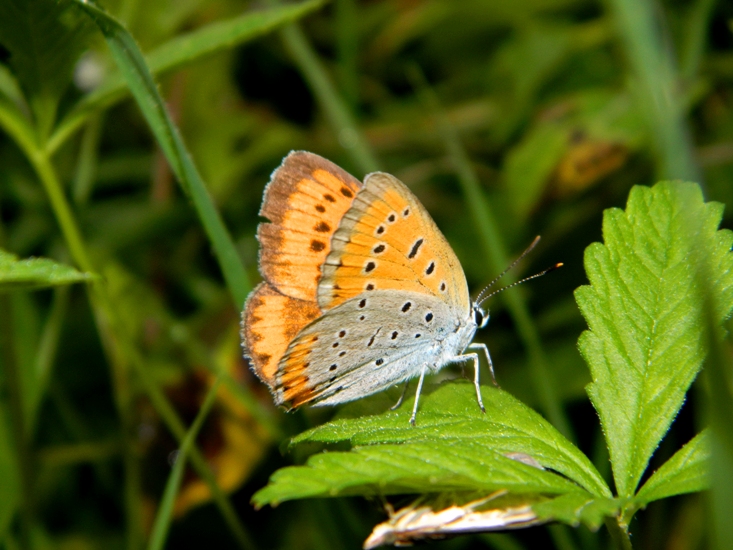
242, 282, 321, 388
276, 290, 456, 407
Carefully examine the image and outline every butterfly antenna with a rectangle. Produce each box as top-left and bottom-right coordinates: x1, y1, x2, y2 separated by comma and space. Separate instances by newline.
477, 262, 563, 307
474, 236, 542, 304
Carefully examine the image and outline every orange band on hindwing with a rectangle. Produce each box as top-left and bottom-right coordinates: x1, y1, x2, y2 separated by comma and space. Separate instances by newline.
242, 282, 320, 388
258, 151, 362, 302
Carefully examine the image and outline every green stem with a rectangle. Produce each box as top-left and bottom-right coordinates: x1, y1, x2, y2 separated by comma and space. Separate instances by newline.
23, 142, 144, 550
74, 0, 251, 309
679, 0, 716, 80
126, 344, 257, 550
605, 516, 634, 550
335, 0, 359, 109
30, 150, 95, 272
147, 378, 222, 550
2, 112, 255, 547
0, 295, 34, 550
280, 23, 380, 174
28, 286, 70, 437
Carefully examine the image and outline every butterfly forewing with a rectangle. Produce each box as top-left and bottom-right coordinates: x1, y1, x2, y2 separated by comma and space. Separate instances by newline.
257, 151, 361, 302
318, 172, 470, 313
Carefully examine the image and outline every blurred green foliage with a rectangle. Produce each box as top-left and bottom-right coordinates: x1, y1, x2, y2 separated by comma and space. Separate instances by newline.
0, 0, 732, 549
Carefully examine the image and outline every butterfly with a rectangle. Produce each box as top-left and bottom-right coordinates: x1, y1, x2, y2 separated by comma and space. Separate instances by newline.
242, 151, 495, 425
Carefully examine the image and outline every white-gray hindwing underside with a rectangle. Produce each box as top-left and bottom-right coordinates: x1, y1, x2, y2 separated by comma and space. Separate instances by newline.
279, 290, 462, 405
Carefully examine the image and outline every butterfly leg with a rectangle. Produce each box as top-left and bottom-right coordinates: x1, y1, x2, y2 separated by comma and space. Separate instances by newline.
390, 381, 410, 411
467, 343, 498, 387
451, 349, 486, 413
409, 366, 427, 426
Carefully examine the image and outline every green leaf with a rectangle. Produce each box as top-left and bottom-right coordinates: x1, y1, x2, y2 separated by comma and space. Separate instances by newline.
73, 0, 251, 308
253, 383, 610, 507
294, 383, 609, 497
254, 439, 578, 508
0, 0, 91, 136
0, 249, 94, 292
575, 181, 733, 497
532, 492, 622, 531
635, 430, 710, 504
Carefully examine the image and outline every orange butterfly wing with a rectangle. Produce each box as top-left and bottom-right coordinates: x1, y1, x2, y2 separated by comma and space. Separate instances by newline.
242, 282, 320, 386
317, 172, 470, 313
273, 172, 472, 408
257, 151, 362, 302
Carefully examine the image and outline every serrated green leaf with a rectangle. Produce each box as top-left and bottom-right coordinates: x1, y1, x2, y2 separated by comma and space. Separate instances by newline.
253, 438, 579, 508
0, 0, 91, 136
0, 249, 95, 292
253, 383, 610, 507
635, 430, 709, 504
293, 383, 610, 498
575, 181, 733, 497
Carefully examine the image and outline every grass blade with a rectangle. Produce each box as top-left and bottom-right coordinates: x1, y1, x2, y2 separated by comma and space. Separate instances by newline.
73, 0, 250, 308
606, 0, 699, 181
147, 378, 222, 550
280, 22, 380, 173
51, 0, 324, 152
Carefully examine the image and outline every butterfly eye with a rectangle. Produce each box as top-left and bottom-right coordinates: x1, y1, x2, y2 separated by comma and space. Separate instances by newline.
474, 306, 489, 328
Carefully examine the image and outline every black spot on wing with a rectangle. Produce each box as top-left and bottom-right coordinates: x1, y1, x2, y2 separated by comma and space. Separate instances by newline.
408, 238, 424, 259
